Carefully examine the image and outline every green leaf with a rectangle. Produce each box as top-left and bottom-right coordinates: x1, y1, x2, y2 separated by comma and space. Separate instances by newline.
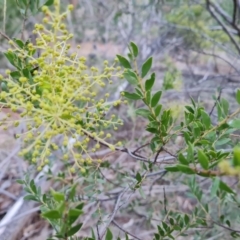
135, 87, 143, 97
57, 201, 65, 216
135, 172, 142, 182
16, 179, 24, 184
22, 68, 33, 83
217, 102, 223, 120
162, 222, 169, 231
69, 183, 77, 200
190, 97, 196, 107
177, 165, 195, 174
233, 146, 240, 167
24, 195, 38, 201
154, 233, 160, 240
169, 218, 174, 225
116, 55, 131, 69
145, 73, 155, 91
123, 69, 138, 85
184, 214, 190, 225
193, 127, 201, 138
16, 0, 28, 9
30, 179, 37, 194
185, 106, 194, 114
187, 143, 194, 162
236, 89, 240, 104
42, 210, 61, 219
178, 153, 189, 165
154, 104, 162, 117
13, 38, 24, 49
230, 119, 240, 129
151, 91, 162, 108
130, 42, 138, 58
76, 202, 84, 210
197, 150, 209, 170
145, 90, 151, 104
105, 228, 113, 240
4, 52, 18, 69
135, 108, 151, 118
10, 71, 21, 79
141, 57, 152, 78
146, 127, 158, 133
91, 228, 96, 239
165, 166, 179, 172
211, 177, 220, 197
122, 91, 141, 100
221, 98, 229, 116
219, 180, 235, 194
51, 190, 64, 202
201, 110, 211, 129
67, 223, 83, 237
215, 138, 231, 146
44, 0, 54, 6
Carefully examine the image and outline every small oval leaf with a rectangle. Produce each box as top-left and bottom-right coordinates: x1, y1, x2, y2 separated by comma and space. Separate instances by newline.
236, 89, 240, 104
105, 228, 113, 240
130, 41, 138, 58
145, 73, 155, 91
122, 91, 141, 100
116, 55, 131, 69
201, 110, 211, 129
151, 91, 162, 108
135, 108, 151, 118
67, 223, 83, 237
42, 210, 61, 219
197, 149, 209, 170
219, 180, 235, 194
123, 69, 138, 85
141, 57, 152, 78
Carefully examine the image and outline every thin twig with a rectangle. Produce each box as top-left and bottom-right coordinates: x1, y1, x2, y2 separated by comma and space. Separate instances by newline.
153, 147, 163, 164
0, 31, 10, 41
112, 220, 143, 240
233, 0, 238, 25
162, 147, 177, 158
206, 0, 240, 54
163, 187, 167, 214
213, 221, 240, 233
99, 189, 127, 239
209, 88, 222, 116
132, 142, 150, 154
97, 224, 100, 240
189, 48, 240, 75
149, 170, 167, 193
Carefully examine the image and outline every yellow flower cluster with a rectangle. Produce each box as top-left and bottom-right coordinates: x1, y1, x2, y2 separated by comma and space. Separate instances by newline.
0, 0, 124, 172
218, 160, 240, 176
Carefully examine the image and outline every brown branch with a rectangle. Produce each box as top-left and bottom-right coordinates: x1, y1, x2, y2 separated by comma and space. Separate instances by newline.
0, 31, 10, 41
233, 0, 238, 25
191, 167, 223, 177
153, 147, 163, 164
132, 142, 150, 154
162, 147, 177, 158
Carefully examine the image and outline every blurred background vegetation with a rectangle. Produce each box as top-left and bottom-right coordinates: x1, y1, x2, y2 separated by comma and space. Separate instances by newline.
0, 0, 240, 239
